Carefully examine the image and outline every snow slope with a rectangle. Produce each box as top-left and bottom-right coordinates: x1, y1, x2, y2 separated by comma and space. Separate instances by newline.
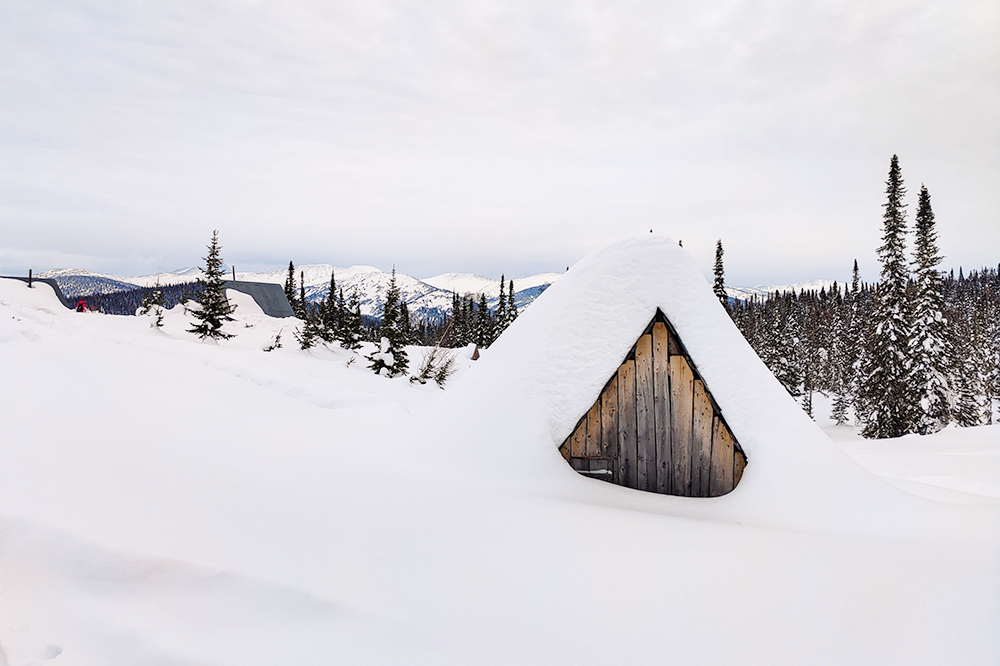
129, 265, 562, 319
0, 246, 997, 666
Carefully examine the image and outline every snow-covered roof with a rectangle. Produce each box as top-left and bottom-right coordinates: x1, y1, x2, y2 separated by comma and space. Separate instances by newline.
436, 235, 955, 531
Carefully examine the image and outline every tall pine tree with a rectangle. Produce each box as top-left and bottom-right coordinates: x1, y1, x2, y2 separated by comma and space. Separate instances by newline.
909, 185, 951, 433
298, 270, 307, 319
188, 230, 235, 340
475, 293, 492, 347
495, 275, 507, 333
284, 261, 298, 316
366, 268, 409, 376
859, 155, 915, 438
507, 279, 518, 323
713, 239, 728, 308
340, 290, 363, 350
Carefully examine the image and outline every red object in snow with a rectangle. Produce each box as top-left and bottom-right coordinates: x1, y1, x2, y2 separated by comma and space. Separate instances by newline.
76, 298, 87, 312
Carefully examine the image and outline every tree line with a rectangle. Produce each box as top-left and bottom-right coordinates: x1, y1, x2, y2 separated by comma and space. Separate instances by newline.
717, 155, 999, 436
283, 260, 520, 377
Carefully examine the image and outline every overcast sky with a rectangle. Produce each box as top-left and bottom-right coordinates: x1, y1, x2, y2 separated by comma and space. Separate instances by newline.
1, 1, 997, 285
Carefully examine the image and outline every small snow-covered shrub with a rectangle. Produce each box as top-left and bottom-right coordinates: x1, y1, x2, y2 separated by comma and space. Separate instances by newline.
410, 346, 457, 388
262, 329, 283, 352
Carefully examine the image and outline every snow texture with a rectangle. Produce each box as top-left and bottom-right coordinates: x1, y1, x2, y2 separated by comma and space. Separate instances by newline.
1, 237, 998, 666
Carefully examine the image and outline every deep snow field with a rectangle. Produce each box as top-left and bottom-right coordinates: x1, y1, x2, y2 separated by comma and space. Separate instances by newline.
1, 249, 998, 665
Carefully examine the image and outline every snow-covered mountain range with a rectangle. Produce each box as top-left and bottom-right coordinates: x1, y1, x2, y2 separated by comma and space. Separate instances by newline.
40, 265, 564, 320
725, 279, 839, 302
38, 266, 839, 319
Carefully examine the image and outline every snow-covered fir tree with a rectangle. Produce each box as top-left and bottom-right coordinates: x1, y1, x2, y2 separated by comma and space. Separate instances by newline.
908, 185, 952, 433
399, 301, 413, 345
284, 261, 300, 317
139, 280, 165, 328
713, 239, 727, 308
340, 290, 363, 350
495, 275, 507, 331
188, 230, 235, 340
366, 268, 409, 376
295, 307, 324, 350
319, 270, 341, 343
858, 155, 915, 438
475, 293, 492, 347
829, 285, 851, 425
299, 271, 307, 319
507, 279, 518, 324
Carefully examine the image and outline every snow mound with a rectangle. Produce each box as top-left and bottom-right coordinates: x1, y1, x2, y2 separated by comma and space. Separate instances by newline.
435, 235, 998, 535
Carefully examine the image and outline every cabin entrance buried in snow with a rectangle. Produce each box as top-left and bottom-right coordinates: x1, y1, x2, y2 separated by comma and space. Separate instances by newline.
559, 309, 746, 497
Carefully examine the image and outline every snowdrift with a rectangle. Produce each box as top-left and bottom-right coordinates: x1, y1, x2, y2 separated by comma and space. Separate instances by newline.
1, 251, 998, 666
433, 235, 1000, 538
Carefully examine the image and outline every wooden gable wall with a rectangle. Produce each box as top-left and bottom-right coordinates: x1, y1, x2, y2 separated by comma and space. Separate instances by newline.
559, 310, 747, 497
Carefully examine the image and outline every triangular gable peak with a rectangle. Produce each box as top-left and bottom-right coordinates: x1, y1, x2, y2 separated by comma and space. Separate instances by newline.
559, 308, 746, 497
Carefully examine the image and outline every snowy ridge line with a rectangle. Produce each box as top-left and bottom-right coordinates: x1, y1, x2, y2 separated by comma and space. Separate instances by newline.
726, 279, 838, 301
39, 265, 844, 318
39, 265, 564, 320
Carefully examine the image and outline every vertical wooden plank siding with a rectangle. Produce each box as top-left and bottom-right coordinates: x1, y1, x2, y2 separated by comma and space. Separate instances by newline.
585, 403, 602, 458
652, 322, 671, 494
691, 380, 715, 497
669, 354, 694, 495
710, 417, 735, 495
618, 359, 638, 489
560, 312, 746, 497
634, 334, 655, 491
570, 420, 586, 458
600, 381, 619, 461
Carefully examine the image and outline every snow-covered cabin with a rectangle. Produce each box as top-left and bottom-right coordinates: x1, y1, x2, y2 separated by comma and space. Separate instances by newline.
558, 308, 747, 496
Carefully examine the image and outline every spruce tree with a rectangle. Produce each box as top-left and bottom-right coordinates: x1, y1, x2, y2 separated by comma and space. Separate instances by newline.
830, 295, 851, 425
713, 239, 728, 308
321, 269, 341, 342
340, 290, 363, 350
495, 275, 507, 335
188, 230, 235, 340
139, 280, 165, 328
508, 280, 518, 323
909, 185, 951, 433
399, 301, 413, 345
859, 155, 915, 438
298, 270, 307, 319
295, 307, 323, 350
284, 261, 298, 315
476, 293, 493, 347
951, 299, 983, 427
366, 268, 409, 376
847, 261, 869, 425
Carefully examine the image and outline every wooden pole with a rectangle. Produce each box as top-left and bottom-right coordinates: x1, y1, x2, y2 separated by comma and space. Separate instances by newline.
28, 268, 32, 287
232, 266, 236, 281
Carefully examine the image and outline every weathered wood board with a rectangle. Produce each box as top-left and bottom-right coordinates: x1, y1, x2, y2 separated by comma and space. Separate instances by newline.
600, 381, 618, 460
585, 403, 601, 458
710, 416, 735, 496
669, 354, 694, 496
618, 358, 637, 489
692, 379, 714, 497
634, 333, 655, 490
562, 310, 746, 498
652, 322, 671, 494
